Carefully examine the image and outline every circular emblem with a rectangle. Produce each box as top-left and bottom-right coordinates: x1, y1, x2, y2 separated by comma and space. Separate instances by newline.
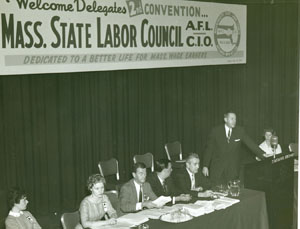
214, 12, 241, 57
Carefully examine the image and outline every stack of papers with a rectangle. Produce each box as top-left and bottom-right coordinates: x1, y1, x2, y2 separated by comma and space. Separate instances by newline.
182, 204, 207, 217
101, 221, 132, 229
152, 196, 172, 207
138, 205, 182, 219
136, 207, 172, 219
117, 213, 148, 227
211, 197, 240, 210
192, 201, 215, 214
193, 197, 239, 213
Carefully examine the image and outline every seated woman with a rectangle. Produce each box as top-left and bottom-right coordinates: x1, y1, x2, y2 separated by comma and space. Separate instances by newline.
5, 187, 41, 229
259, 128, 282, 157
76, 174, 117, 229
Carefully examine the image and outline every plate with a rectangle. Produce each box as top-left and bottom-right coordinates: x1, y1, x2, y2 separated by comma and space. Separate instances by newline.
159, 212, 193, 223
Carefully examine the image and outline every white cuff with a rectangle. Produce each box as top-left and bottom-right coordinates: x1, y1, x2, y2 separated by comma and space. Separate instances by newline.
136, 203, 142, 211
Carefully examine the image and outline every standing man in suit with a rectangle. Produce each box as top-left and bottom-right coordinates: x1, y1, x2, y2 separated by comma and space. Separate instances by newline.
119, 162, 157, 213
147, 159, 191, 203
202, 111, 265, 186
173, 153, 212, 198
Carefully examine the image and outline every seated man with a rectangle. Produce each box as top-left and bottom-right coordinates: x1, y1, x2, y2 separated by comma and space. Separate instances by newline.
119, 162, 157, 213
173, 153, 212, 198
147, 159, 191, 204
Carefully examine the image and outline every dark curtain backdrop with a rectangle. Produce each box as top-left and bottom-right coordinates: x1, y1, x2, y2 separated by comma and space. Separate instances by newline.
0, 0, 298, 216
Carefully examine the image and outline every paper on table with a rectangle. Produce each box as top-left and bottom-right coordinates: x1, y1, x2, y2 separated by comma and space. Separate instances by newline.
101, 221, 132, 229
182, 204, 207, 217
212, 197, 240, 210
218, 196, 240, 205
117, 213, 149, 227
136, 207, 175, 219
152, 196, 172, 207
193, 201, 215, 214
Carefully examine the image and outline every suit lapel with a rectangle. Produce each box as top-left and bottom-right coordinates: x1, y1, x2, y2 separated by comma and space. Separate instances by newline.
221, 126, 228, 145
154, 173, 165, 195
184, 168, 192, 189
130, 179, 138, 203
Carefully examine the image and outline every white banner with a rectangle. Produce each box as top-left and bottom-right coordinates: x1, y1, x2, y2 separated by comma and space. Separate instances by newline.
0, 0, 246, 75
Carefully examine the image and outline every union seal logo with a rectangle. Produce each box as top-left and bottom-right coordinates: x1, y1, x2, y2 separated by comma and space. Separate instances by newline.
214, 12, 241, 57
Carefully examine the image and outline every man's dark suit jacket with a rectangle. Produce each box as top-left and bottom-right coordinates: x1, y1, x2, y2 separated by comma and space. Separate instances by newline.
172, 168, 211, 197
203, 125, 264, 185
146, 172, 179, 197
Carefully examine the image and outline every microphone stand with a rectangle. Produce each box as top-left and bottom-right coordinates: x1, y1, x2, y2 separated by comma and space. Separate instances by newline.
272, 145, 276, 159
270, 135, 279, 159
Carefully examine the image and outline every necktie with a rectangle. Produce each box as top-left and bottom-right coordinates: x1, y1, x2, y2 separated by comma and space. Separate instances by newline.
138, 185, 143, 202
162, 180, 168, 195
191, 174, 195, 190
227, 129, 231, 143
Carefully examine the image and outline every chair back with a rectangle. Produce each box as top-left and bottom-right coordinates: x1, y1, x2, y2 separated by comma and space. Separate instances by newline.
133, 152, 154, 172
98, 158, 120, 180
61, 211, 80, 229
104, 190, 120, 215
165, 141, 183, 160
289, 143, 298, 156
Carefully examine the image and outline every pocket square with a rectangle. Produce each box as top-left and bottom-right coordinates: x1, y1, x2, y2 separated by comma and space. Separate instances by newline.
234, 139, 241, 142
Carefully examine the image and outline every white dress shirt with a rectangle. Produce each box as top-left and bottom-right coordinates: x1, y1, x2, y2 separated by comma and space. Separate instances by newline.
225, 125, 232, 139
134, 180, 143, 210
186, 168, 195, 190
9, 211, 23, 217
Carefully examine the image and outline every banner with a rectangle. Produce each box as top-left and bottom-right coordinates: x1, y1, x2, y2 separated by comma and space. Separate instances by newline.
0, 0, 247, 75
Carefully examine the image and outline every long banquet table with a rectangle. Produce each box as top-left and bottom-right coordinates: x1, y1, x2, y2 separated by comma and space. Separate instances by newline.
144, 189, 269, 229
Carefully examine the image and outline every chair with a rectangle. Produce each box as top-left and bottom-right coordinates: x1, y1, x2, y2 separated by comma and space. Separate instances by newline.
98, 158, 122, 192
133, 152, 154, 172
98, 158, 120, 180
104, 190, 121, 216
289, 143, 298, 156
165, 141, 183, 161
61, 211, 80, 229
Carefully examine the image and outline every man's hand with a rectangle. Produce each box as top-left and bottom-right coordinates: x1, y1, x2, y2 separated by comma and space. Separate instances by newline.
142, 201, 157, 209
192, 186, 203, 192
197, 190, 213, 198
107, 218, 117, 225
202, 167, 209, 176
176, 194, 192, 202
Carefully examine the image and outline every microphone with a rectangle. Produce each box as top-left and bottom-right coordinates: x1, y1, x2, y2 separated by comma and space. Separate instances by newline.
270, 135, 278, 158
103, 202, 110, 220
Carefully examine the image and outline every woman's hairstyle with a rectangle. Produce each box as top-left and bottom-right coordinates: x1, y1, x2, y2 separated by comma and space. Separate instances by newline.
8, 187, 26, 208
86, 174, 106, 191
263, 128, 274, 135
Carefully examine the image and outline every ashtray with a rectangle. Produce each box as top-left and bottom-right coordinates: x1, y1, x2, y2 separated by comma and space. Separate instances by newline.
159, 210, 193, 223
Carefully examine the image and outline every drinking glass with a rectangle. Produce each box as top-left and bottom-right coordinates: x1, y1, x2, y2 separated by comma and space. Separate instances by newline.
138, 223, 149, 229
228, 180, 240, 197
